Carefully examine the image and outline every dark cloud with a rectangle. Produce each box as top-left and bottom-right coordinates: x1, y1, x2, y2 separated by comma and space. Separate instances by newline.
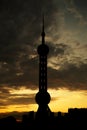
48, 43, 71, 57
0, 0, 58, 88
74, 0, 87, 11
0, 91, 36, 107
65, 0, 87, 26
0, 96, 35, 108
9, 94, 36, 105
0, 57, 39, 88
48, 62, 87, 90
0, 0, 57, 46
0, 0, 87, 92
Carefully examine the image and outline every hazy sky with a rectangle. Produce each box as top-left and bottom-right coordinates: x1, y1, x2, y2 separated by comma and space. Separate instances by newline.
0, 0, 87, 113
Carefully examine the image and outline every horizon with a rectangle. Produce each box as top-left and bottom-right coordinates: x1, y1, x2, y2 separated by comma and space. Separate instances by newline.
0, 88, 87, 113
0, 107, 87, 121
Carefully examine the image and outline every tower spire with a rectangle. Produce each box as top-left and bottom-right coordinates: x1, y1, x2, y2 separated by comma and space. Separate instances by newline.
41, 14, 45, 44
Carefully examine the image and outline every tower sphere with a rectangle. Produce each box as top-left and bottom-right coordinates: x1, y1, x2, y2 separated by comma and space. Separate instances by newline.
35, 91, 51, 105
37, 44, 49, 55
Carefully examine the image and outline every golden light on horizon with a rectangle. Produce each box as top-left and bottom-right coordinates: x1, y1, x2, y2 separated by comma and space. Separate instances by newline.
49, 88, 87, 112
0, 87, 87, 113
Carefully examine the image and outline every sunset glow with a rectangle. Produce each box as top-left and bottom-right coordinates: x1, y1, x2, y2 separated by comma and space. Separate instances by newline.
0, 87, 87, 113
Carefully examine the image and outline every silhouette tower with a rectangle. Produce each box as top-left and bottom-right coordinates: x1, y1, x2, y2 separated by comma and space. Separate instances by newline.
35, 16, 51, 119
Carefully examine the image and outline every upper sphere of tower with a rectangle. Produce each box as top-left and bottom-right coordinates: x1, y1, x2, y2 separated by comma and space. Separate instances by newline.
37, 43, 49, 55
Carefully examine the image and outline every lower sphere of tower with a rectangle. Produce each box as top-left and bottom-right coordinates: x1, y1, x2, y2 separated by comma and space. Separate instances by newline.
35, 91, 51, 105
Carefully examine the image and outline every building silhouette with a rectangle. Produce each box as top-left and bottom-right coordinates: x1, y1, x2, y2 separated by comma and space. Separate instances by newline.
35, 16, 51, 120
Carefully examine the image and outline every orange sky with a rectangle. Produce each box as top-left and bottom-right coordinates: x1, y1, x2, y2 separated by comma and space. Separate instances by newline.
0, 87, 87, 113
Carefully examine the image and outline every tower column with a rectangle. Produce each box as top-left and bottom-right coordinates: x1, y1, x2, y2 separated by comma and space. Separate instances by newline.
39, 55, 47, 91
35, 16, 51, 120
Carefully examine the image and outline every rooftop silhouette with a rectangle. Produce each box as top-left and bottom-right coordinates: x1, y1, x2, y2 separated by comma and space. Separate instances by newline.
0, 108, 87, 129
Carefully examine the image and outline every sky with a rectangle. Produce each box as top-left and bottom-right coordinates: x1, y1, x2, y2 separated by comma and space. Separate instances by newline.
0, 0, 87, 113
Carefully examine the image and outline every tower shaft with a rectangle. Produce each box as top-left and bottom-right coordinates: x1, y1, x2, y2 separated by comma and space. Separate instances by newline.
39, 55, 47, 92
